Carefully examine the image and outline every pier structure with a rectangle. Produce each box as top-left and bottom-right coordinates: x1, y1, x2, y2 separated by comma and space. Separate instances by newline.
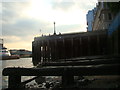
3, 29, 120, 89
3, 56, 120, 89
32, 30, 107, 66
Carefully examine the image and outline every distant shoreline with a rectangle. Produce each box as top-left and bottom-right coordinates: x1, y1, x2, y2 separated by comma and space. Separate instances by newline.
0, 55, 20, 60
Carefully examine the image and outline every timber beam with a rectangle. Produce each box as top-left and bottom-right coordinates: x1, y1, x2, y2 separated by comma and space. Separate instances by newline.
3, 64, 120, 76
2, 64, 120, 88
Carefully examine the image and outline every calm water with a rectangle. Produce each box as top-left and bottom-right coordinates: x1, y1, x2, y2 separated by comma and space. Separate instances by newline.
0, 58, 34, 89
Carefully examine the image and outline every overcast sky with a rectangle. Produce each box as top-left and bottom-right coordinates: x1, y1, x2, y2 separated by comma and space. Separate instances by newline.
1, 0, 97, 50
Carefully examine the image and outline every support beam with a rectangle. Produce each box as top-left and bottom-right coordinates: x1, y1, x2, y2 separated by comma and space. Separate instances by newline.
3, 64, 120, 88
3, 64, 120, 76
42, 58, 120, 66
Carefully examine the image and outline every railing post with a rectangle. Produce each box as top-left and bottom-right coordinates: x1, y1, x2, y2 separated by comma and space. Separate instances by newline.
8, 75, 21, 88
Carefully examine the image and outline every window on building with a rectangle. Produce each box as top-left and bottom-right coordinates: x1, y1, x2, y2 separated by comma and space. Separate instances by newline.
108, 13, 112, 20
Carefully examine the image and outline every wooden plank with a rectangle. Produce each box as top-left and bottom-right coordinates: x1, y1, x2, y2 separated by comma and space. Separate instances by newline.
42, 58, 120, 66
3, 64, 120, 76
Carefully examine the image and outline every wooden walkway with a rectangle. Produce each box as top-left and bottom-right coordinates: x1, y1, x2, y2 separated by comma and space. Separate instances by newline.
2, 55, 120, 89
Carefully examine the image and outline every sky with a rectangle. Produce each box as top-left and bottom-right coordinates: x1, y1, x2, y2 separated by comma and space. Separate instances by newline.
0, 0, 98, 51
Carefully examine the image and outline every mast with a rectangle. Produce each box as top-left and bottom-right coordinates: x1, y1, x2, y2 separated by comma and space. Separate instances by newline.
54, 22, 56, 35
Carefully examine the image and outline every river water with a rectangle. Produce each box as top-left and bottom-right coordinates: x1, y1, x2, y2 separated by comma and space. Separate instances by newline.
0, 58, 34, 89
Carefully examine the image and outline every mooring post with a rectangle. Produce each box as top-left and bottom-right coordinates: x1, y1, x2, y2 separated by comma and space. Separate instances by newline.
8, 75, 21, 88
62, 68, 74, 86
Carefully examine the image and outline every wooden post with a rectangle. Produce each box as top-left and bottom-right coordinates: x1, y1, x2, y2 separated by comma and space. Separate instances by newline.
79, 37, 82, 56
71, 38, 73, 58
39, 43, 42, 64
49, 41, 52, 61
8, 75, 21, 88
63, 39, 65, 59
45, 45, 47, 62
97, 35, 100, 55
42, 41, 45, 62
38, 41, 41, 63
47, 40, 50, 62
51, 41, 54, 61
32, 42, 35, 65
62, 68, 74, 86
88, 36, 91, 56
55, 39, 57, 60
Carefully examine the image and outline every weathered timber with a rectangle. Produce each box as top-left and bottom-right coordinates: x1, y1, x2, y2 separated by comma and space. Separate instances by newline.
32, 31, 107, 66
2, 64, 120, 88
42, 58, 120, 66
3, 64, 120, 76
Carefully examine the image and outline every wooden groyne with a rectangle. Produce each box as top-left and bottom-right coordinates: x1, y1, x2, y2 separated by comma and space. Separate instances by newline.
2, 27, 120, 89
32, 30, 107, 66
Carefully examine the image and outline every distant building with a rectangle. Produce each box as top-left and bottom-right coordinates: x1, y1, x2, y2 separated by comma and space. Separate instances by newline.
92, 2, 115, 31
88, 2, 120, 55
86, 8, 96, 31
10, 49, 32, 57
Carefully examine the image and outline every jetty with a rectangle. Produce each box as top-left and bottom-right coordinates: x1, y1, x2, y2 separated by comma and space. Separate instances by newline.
2, 29, 120, 89
32, 30, 107, 66
2, 5, 120, 89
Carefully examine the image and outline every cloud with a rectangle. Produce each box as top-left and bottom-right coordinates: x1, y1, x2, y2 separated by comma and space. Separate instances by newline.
2, 2, 51, 36
3, 35, 21, 43
4, 19, 35, 35
1, 0, 97, 50
3, 17, 54, 36
51, 0, 97, 12
2, 2, 40, 50
51, 1, 75, 11
76, 1, 97, 12
56, 24, 86, 34
5, 40, 32, 50
2, 2, 54, 50
2, 2, 31, 24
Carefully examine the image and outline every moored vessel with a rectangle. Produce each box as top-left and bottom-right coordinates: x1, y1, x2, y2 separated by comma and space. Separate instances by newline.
0, 39, 20, 60
0, 47, 20, 60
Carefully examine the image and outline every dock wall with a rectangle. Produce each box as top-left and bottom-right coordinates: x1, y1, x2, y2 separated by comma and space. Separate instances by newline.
32, 31, 107, 66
